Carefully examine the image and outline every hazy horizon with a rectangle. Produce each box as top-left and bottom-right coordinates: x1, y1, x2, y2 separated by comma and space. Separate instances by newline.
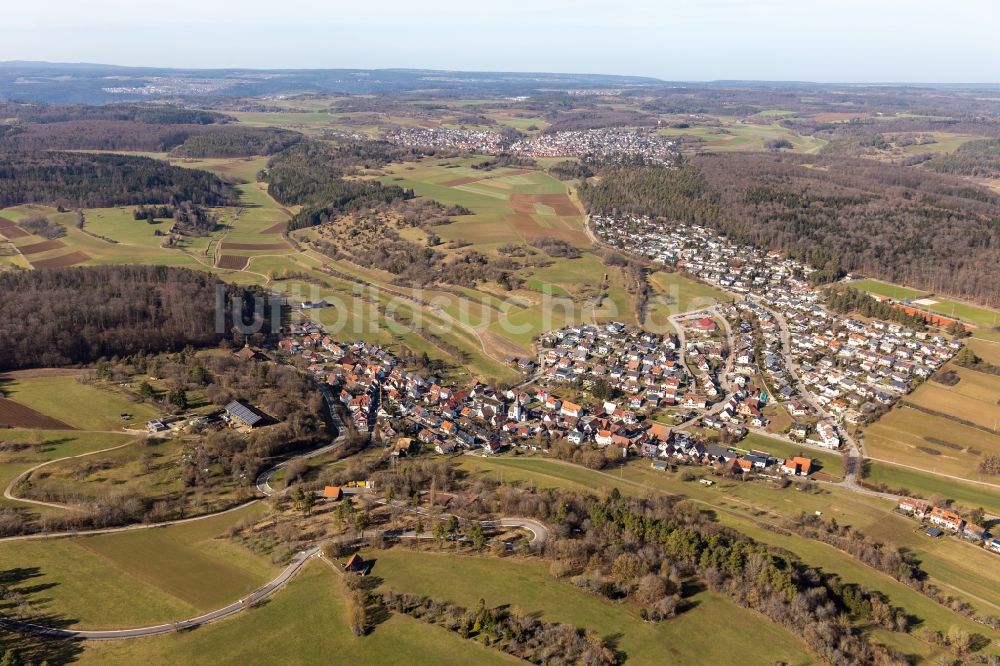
4, 0, 998, 84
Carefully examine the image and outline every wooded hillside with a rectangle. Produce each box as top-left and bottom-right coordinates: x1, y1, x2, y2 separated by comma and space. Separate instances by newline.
0, 152, 238, 208
580, 154, 1000, 305
0, 266, 272, 370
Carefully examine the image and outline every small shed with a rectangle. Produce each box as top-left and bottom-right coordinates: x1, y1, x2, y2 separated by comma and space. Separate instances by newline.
322, 486, 343, 500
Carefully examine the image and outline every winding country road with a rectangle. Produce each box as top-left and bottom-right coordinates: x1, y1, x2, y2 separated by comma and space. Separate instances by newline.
0, 510, 549, 640
0, 390, 550, 640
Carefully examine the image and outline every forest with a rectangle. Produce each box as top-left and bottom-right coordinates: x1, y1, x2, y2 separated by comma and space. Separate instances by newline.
0, 102, 236, 152
0, 102, 230, 125
265, 140, 421, 230
927, 138, 1000, 178
0, 151, 238, 208
0, 266, 274, 370
579, 155, 1000, 305
168, 127, 303, 158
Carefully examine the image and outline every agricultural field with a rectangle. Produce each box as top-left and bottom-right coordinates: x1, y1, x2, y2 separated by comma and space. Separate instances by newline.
372, 548, 816, 665
864, 398, 1000, 485
0, 503, 272, 629
78, 560, 513, 666
904, 367, 1000, 431
863, 460, 1000, 517
0, 373, 158, 431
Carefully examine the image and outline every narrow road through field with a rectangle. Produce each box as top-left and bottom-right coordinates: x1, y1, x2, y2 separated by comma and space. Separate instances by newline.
3, 438, 142, 512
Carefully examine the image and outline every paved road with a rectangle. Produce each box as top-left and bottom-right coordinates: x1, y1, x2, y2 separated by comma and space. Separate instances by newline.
0, 508, 549, 640
0, 546, 321, 640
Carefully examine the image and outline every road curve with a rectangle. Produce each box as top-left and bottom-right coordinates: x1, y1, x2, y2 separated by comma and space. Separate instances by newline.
0, 512, 548, 640
0, 546, 320, 640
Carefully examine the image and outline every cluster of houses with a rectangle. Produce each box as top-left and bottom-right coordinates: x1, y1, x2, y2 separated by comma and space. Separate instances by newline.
380, 127, 677, 164
382, 127, 509, 154
271, 319, 825, 482
648, 435, 816, 478
507, 129, 677, 164
898, 498, 1000, 554
537, 323, 692, 413
593, 216, 961, 427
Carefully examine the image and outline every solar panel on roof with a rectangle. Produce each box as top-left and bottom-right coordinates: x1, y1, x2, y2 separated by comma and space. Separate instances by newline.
225, 401, 264, 426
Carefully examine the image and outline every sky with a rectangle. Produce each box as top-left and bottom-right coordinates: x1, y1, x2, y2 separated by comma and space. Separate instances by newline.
3, 0, 999, 82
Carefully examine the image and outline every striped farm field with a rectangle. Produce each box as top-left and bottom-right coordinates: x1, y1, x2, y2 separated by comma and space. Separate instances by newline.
18, 239, 66, 255
29, 250, 91, 268
216, 255, 250, 270
0, 397, 76, 429
220, 241, 289, 251
260, 222, 288, 234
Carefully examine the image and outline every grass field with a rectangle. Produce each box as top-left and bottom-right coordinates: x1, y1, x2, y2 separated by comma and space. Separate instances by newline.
645, 270, 730, 322
0, 430, 135, 511
372, 549, 815, 665
456, 454, 1000, 644
863, 460, 1000, 516
656, 121, 826, 154
21, 436, 249, 515
79, 560, 513, 666
0, 503, 272, 629
0, 374, 158, 431
864, 403, 1000, 485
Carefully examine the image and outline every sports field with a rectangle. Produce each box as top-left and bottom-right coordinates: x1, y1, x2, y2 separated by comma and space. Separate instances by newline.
850, 278, 1000, 334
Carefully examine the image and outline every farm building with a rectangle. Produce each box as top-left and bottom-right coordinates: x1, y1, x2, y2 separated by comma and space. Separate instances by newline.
224, 400, 269, 429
